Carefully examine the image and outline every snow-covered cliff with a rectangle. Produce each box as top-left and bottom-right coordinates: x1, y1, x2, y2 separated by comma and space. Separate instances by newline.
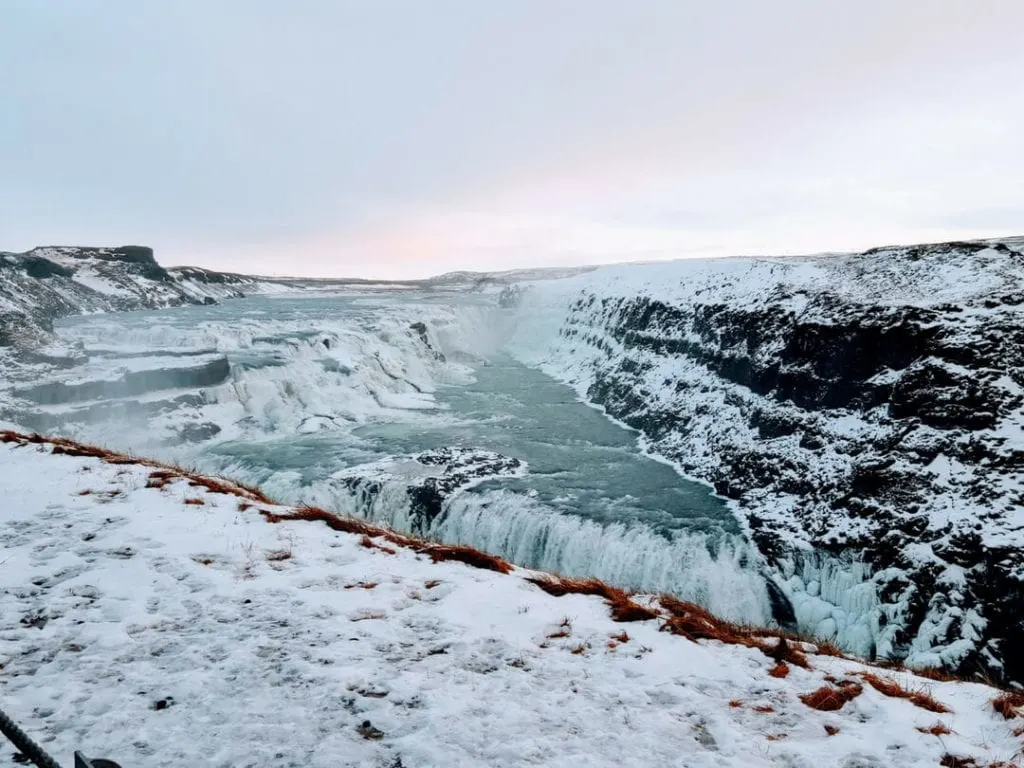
0, 246, 287, 349
511, 237, 1024, 683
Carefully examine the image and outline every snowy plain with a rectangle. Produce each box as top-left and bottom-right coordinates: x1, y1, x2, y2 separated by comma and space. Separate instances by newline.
2, 435, 1022, 768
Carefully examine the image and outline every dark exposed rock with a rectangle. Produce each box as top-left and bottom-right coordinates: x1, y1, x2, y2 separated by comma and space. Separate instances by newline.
335, 448, 524, 534
498, 284, 525, 308
409, 322, 446, 362
21, 256, 75, 279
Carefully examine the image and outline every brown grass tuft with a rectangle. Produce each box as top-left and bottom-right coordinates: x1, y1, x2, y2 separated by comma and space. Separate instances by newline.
424, 579, 441, 589
546, 629, 571, 639
765, 733, 787, 741
265, 549, 292, 562
611, 630, 630, 644
424, 544, 511, 574
769, 662, 790, 679
917, 722, 953, 736
527, 575, 657, 622
659, 596, 746, 643
912, 666, 960, 683
606, 592, 659, 623
147, 470, 176, 489
570, 644, 587, 655
768, 637, 810, 669
799, 683, 864, 712
939, 756, 979, 767
343, 581, 378, 590
861, 673, 951, 714
184, 497, 206, 506
728, 699, 743, 708
993, 690, 1024, 720
358, 535, 397, 555
814, 640, 847, 658
753, 704, 775, 713
659, 596, 810, 668
188, 476, 273, 504
824, 724, 840, 736
527, 576, 610, 598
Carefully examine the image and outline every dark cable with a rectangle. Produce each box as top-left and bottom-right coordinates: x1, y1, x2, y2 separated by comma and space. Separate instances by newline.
0, 704, 64, 768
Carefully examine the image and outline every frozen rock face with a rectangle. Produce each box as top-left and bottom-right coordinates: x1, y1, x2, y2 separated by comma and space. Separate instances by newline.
0, 246, 285, 349
521, 238, 1024, 683
333, 448, 526, 534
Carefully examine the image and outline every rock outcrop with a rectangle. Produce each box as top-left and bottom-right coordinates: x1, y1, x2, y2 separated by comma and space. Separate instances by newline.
0, 245, 285, 349
333, 448, 526, 534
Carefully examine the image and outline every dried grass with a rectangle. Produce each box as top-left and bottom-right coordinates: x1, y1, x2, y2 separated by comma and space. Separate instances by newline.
993, 690, 1024, 720
917, 723, 953, 736
262, 506, 512, 572
424, 544, 512, 574
860, 673, 951, 714
814, 640, 847, 658
659, 596, 809, 668
799, 683, 864, 712
824, 724, 840, 736
606, 592, 659, 623
527, 575, 657, 623
343, 581, 378, 590
913, 666, 960, 683
939, 756, 979, 767
769, 662, 790, 679
184, 498, 206, 506
358, 535, 397, 555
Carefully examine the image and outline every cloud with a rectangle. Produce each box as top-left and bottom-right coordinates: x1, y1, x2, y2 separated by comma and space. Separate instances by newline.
1, 1, 1022, 277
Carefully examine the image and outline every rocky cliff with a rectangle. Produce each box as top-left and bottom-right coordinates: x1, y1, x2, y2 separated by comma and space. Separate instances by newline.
0, 245, 285, 349
515, 237, 1024, 683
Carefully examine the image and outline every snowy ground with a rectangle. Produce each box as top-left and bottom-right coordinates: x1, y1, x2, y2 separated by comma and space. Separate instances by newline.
2, 435, 1022, 768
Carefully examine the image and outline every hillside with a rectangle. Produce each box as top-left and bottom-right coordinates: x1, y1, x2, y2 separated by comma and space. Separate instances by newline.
0, 246, 291, 350
2, 431, 1023, 767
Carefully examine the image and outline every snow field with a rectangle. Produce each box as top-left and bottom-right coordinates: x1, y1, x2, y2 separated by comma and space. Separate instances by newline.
2, 437, 1022, 768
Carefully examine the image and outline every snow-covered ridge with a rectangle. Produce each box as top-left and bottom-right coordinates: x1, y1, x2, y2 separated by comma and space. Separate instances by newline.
509, 237, 1024, 684
0, 245, 291, 349
3, 431, 1023, 767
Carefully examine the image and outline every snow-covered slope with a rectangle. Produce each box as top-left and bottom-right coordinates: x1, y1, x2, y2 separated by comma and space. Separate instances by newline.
509, 237, 1024, 684
3, 432, 1022, 768
0, 246, 289, 349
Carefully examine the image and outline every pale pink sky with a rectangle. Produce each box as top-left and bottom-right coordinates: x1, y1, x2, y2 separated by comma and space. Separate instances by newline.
2, 1, 1022, 278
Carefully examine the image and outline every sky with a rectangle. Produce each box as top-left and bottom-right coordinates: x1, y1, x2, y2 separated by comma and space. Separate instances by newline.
2, 1, 1022, 279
